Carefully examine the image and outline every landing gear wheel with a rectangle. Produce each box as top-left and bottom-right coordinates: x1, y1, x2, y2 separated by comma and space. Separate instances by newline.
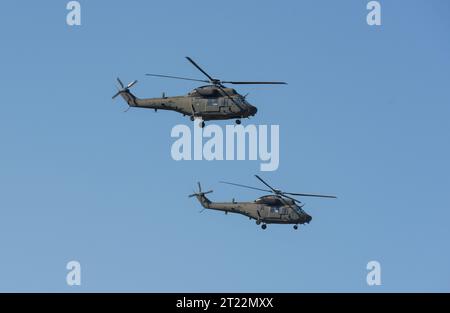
256, 220, 261, 225
200, 121, 205, 128
294, 225, 298, 230
190, 116, 195, 121
261, 224, 267, 230
236, 119, 241, 125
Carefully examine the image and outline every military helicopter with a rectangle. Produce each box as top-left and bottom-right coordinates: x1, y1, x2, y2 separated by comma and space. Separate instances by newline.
112, 57, 286, 128
189, 175, 336, 230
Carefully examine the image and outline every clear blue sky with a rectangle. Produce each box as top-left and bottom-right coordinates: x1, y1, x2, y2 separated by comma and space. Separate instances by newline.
0, 0, 449, 292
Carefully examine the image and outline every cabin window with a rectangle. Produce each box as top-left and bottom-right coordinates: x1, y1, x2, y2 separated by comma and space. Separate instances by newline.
270, 207, 280, 214
207, 99, 219, 106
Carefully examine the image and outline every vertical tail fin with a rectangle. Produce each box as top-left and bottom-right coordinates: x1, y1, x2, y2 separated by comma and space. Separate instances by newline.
188, 182, 213, 208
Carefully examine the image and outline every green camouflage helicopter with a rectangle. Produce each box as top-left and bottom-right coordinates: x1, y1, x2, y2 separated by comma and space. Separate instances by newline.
190, 175, 336, 230
112, 57, 286, 128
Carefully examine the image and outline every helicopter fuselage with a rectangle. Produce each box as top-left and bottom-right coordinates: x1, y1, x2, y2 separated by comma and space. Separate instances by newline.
119, 85, 257, 122
189, 176, 335, 230
194, 193, 312, 226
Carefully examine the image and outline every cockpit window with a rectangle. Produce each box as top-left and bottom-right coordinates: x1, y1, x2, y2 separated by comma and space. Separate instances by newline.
231, 95, 246, 103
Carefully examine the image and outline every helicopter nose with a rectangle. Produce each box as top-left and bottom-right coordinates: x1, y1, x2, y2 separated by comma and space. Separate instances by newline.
306, 215, 312, 224
249, 106, 257, 116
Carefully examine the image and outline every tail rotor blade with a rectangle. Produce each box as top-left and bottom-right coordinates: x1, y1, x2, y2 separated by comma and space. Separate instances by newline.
112, 91, 121, 99
117, 78, 124, 89
127, 80, 138, 89
188, 185, 213, 198
113, 78, 138, 100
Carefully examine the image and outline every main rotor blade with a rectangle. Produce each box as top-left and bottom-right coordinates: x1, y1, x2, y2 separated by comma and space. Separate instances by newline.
146, 73, 209, 84
197, 182, 202, 192
283, 192, 337, 199
219, 181, 272, 193
254, 175, 277, 193
185, 57, 215, 82
221, 81, 287, 85
281, 194, 302, 204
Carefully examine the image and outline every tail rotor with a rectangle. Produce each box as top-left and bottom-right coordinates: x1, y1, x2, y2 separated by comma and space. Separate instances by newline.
112, 77, 138, 99
188, 182, 213, 198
